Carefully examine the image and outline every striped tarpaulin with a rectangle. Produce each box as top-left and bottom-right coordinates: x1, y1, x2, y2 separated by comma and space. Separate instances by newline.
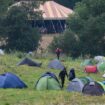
36, 1, 73, 20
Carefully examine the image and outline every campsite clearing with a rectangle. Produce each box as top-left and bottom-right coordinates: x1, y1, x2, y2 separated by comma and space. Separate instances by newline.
0, 54, 105, 105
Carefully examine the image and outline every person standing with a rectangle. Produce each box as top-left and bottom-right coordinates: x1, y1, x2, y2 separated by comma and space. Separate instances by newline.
59, 67, 68, 88
68, 68, 76, 81
55, 48, 62, 60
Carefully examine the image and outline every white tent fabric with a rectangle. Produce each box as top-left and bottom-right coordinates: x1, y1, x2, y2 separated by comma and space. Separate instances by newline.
34, 1, 73, 20
102, 74, 105, 78
94, 56, 105, 62
0, 49, 4, 55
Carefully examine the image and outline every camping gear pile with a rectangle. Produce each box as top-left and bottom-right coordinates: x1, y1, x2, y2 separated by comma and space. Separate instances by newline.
81, 56, 105, 73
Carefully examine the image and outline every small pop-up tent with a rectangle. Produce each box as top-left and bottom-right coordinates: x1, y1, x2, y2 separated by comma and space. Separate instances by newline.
67, 78, 84, 92
98, 81, 105, 91
82, 81, 104, 96
17, 57, 42, 67
79, 77, 93, 84
48, 59, 64, 70
81, 59, 93, 66
0, 72, 27, 88
67, 77, 93, 92
35, 72, 61, 90
97, 62, 105, 72
41, 72, 59, 82
94, 56, 105, 62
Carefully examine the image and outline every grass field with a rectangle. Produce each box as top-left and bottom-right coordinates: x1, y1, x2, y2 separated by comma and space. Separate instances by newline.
0, 53, 105, 105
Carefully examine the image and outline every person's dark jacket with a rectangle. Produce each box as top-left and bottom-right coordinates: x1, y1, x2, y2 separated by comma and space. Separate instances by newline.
59, 67, 68, 88
68, 68, 76, 81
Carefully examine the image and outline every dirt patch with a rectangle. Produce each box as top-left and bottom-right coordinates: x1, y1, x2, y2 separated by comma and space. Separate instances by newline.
39, 35, 54, 49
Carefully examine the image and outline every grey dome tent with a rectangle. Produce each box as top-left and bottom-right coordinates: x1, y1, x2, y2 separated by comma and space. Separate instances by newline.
94, 56, 105, 62
67, 77, 93, 92
82, 81, 104, 96
67, 78, 85, 92
35, 72, 61, 90
48, 59, 64, 70
81, 59, 93, 66
17, 57, 42, 67
0, 72, 27, 88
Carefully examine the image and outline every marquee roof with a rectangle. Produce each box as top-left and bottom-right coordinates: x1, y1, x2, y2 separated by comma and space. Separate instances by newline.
35, 1, 73, 20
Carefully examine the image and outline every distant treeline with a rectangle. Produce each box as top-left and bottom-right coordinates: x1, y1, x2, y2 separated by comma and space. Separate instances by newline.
54, 0, 82, 9
14, 0, 82, 9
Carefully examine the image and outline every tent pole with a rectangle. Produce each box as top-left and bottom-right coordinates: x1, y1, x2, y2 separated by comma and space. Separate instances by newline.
42, 20, 47, 34
59, 20, 63, 33
51, 20, 56, 33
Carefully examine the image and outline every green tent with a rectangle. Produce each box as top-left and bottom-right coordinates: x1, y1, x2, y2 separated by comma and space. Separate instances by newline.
80, 59, 93, 66
97, 62, 105, 72
79, 77, 93, 85
97, 82, 105, 91
35, 76, 61, 90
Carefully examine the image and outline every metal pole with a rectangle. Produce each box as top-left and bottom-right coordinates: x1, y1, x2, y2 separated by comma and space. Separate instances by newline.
51, 20, 56, 33
59, 20, 63, 33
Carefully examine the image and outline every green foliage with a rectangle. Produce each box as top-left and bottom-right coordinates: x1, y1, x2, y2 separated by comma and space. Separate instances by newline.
0, 0, 14, 16
49, 35, 63, 52
0, 0, 14, 36
51, 0, 105, 57
50, 30, 81, 58
2, 7, 41, 52
0, 0, 45, 52
55, 0, 82, 9
73, 0, 105, 56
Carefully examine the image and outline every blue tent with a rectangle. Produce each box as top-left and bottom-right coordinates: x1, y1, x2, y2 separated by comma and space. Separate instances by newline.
0, 72, 27, 88
48, 59, 64, 70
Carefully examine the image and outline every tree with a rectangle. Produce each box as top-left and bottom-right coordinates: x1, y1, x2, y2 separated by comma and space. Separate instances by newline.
0, 0, 14, 36
1, 1, 46, 52
54, 0, 82, 9
50, 0, 105, 57
3, 7, 40, 52
68, 0, 105, 56
50, 30, 80, 58
0, 0, 14, 16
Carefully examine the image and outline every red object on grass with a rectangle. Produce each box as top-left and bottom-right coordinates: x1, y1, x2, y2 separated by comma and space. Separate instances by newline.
85, 66, 97, 73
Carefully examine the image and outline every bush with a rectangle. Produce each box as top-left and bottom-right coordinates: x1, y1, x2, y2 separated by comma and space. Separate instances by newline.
50, 30, 81, 58
2, 6, 41, 52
